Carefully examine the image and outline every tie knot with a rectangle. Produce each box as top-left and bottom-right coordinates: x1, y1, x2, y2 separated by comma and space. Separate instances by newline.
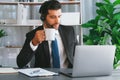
51, 38, 57, 49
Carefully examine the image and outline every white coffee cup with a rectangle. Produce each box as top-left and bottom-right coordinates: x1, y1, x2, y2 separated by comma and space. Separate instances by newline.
45, 28, 55, 41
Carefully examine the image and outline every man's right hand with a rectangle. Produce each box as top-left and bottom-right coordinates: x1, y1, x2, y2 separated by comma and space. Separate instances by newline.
32, 30, 46, 46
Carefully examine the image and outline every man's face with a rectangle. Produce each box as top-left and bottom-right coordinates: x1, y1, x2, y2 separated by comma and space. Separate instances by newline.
44, 9, 62, 30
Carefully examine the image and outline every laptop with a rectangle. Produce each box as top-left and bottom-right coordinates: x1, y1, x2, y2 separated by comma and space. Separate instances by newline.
60, 45, 116, 77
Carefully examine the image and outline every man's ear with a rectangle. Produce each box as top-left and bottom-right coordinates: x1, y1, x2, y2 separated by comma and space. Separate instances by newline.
40, 14, 45, 21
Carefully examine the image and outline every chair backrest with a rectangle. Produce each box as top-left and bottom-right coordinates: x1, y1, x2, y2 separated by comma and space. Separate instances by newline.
30, 55, 35, 68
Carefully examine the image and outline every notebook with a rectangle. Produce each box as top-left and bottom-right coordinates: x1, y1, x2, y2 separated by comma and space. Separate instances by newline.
18, 68, 58, 77
60, 45, 116, 77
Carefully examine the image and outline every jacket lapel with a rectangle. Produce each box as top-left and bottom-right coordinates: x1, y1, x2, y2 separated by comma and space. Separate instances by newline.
58, 25, 74, 66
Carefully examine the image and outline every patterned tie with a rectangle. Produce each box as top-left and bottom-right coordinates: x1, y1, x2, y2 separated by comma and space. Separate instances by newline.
51, 38, 60, 68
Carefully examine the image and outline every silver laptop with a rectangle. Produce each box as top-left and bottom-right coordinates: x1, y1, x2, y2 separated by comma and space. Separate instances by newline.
60, 45, 116, 77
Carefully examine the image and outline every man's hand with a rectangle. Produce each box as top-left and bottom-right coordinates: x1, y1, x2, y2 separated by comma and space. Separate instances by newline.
32, 30, 46, 46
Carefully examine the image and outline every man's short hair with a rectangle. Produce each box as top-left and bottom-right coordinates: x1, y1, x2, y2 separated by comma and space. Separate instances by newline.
39, 0, 61, 21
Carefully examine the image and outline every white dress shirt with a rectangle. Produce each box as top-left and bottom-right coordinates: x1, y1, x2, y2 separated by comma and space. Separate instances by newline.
30, 29, 68, 68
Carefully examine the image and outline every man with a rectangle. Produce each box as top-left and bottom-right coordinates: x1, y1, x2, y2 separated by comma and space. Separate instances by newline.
17, 0, 77, 68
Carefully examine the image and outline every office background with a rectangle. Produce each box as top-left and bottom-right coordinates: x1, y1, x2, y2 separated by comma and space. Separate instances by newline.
0, 0, 115, 67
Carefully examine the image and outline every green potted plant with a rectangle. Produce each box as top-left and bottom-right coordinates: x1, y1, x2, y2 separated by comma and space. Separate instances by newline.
82, 0, 120, 69
0, 29, 7, 38
0, 29, 7, 46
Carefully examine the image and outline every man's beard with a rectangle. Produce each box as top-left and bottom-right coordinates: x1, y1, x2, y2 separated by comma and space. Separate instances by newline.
44, 21, 54, 28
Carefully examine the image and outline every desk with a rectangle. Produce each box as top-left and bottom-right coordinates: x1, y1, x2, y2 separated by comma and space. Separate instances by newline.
0, 68, 120, 80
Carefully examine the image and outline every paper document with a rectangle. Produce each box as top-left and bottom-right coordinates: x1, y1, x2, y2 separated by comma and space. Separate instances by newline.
0, 68, 18, 73
17, 68, 58, 77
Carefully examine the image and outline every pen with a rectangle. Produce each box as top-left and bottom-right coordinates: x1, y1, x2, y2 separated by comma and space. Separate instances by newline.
30, 69, 40, 74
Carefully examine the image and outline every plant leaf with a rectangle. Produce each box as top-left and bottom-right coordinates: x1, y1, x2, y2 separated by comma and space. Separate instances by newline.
113, 0, 120, 6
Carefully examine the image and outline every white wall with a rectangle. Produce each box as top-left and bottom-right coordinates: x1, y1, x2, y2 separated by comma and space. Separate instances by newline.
0, 48, 21, 67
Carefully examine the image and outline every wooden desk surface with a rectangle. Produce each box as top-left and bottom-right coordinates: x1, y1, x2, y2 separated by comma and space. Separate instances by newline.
0, 68, 120, 80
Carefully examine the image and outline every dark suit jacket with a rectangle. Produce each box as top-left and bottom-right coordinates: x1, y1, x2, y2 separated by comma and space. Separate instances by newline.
17, 25, 77, 68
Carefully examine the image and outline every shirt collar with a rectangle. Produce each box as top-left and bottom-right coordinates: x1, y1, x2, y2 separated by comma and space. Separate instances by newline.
55, 29, 59, 35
